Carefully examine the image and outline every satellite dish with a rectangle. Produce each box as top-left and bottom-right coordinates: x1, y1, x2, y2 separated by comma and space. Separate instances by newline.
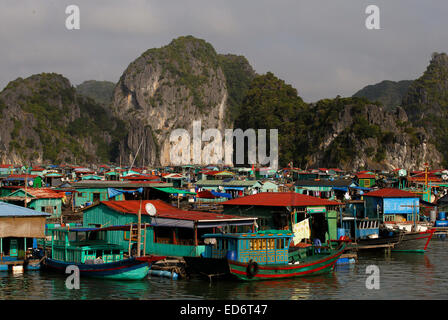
145, 203, 157, 216
28, 180, 33, 186
442, 175, 448, 181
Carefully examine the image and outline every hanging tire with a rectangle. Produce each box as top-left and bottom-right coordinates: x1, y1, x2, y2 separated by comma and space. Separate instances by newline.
246, 260, 258, 279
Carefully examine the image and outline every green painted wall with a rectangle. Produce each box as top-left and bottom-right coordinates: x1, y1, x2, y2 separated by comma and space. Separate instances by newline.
74, 187, 124, 207
82, 204, 204, 257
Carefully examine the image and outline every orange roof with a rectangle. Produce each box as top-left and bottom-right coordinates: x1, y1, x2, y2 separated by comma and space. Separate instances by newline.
101, 200, 250, 221
221, 192, 340, 207
20, 188, 64, 199
363, 188, 417, 198
357, 174, 376, 179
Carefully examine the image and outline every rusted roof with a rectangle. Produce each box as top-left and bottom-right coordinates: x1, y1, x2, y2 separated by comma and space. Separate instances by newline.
221, 192, 341, 207
363, 188, 418, 198
101, 200, 255, 222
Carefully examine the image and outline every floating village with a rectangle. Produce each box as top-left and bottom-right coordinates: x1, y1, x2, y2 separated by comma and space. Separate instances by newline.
0, 163, 446, 281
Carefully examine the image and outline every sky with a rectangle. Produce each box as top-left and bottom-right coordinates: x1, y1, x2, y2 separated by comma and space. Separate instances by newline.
1, 0, 448, 102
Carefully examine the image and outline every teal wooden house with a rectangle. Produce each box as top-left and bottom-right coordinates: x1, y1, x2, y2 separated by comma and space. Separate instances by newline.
1, 188, 64, 218
72, 181, 173, 207
1, 174, 43, 197
82, 200, 257, 258
0, 202, 50, 270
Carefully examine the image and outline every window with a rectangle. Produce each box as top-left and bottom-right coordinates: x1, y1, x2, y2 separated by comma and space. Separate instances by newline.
276, 239, 284, 249
364, 179, 371, 187
43, 206, 54, 214
268, 239, 275, 250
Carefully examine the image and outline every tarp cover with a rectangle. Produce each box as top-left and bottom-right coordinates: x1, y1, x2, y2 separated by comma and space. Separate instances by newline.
108, 187, 143, 198
0, 217, 46, 238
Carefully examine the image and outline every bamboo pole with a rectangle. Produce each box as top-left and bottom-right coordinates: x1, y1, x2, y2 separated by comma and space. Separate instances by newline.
128, 224, 132, 256
143, 223, 147, 256
137, 200, 142, 257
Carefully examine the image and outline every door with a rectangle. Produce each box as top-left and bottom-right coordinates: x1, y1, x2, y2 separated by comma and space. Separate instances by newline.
10, 239, 18, 257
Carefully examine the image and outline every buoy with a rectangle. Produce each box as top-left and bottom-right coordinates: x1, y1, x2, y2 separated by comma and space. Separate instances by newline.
148, 269, 178, 280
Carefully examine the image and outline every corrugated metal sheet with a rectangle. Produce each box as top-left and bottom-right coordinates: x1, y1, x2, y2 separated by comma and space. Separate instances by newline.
222, 192, 341, 207
0, 201, 51, 217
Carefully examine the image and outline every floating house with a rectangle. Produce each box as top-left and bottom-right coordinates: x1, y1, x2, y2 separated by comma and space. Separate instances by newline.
1, 174, 43, 197
82, 200, 257, 257
72, 180, 173, 208
0, 188, 65, 218
195, 179, 260, 198
295, 179, 353, 200
363, 188, 420, 224
0, 165, 14, 177
0, 202, 50, 270
356, 173, 376, 188
221, 192, 341, 243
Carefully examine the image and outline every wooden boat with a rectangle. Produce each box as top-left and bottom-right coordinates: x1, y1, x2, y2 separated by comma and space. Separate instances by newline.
184, 230, 346, 281
42, 225, 165, 280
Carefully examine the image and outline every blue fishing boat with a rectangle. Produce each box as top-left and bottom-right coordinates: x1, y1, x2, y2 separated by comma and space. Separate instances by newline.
42, 225, 165, 280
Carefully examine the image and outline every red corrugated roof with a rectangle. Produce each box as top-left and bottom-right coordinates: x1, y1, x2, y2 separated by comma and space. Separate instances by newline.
357, 174, 376, 179
19, 188, 64, 199
122, 175, 160, 181
0, 164, 13, 168
363, 188, 417, 198
221, 192, 341, 207
101, 200, 249, 221
7, 174, 38, 179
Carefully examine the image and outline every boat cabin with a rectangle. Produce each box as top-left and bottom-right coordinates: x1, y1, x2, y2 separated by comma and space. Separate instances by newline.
202, 231, 293, 264
45, 226, 126, 264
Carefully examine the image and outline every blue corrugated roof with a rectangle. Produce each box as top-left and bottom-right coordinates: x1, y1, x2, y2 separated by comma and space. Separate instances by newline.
0, 201, 51, 217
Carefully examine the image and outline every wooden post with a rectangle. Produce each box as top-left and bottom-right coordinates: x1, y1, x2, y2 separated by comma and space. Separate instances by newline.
143, 223, 147, 256
194, 223, 198, 247
137, 200, 142, 257
128, 224, 132, 256
24, 176, 28, 208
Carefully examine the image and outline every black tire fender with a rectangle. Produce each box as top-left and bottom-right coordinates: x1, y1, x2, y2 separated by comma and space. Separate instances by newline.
246, 259, 259, 278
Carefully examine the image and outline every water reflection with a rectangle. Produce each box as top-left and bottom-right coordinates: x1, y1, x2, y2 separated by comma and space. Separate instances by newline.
0, 241, 447, 300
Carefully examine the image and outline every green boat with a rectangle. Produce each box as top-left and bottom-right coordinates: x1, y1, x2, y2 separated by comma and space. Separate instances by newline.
184, 230, 346, 281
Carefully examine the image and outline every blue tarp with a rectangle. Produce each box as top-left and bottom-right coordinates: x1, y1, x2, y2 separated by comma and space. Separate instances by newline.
332, 187, 348, 192
210, 190, 232, 199
223, 187, 245, 191
350, 186, 372, 191
108, 187, 143, 199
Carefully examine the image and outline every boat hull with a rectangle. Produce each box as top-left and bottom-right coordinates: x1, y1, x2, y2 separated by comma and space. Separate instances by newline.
392, 229, 434, 253
184, 256, 231, 279
228, 246, 345, 281
43, 257, 151, 280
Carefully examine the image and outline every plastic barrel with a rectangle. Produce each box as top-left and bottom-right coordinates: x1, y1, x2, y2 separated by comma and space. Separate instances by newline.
435, 220, 448, 227
430, 210, 437, 222
226, 250, 237, 261
438, 212, 446, 220
148, 269, 178, 279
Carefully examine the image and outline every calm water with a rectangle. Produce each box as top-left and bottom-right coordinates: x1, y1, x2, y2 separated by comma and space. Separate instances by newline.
1, 240, 447, 300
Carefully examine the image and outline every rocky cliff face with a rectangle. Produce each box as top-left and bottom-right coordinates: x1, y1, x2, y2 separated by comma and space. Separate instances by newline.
306, 99, 442, 170
1, 37, 447, 170
111, 36, 255, 167
0, 73, 124, 165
